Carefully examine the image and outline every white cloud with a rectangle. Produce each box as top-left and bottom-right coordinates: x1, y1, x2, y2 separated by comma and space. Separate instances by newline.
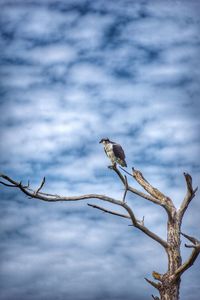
28, 44, 77, 65
0, 0, 200, 299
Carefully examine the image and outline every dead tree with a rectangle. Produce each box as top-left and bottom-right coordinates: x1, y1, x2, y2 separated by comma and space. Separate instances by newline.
0, 166, 199, 300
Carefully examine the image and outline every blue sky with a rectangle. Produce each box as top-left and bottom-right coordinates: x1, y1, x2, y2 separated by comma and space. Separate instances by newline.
0, 0, 200, 299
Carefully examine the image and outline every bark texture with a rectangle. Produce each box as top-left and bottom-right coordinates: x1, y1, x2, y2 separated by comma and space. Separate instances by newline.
0, 168, 199, 300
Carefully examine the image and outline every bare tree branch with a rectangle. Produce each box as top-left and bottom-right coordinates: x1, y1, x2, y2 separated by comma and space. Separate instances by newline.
122, 175, 128, 202
181, 232, 199, 245
122, 202, 168, 249
132, 168, 175, 219
132, 168, 167, 201
175, 232, 200, 278
178, 173, 198, 222
23, 180, 30, 189
109, 165, 126, 185
111, 166, 176, 222
88, 203, 145, 225
119, 166, 133, 177
175, 247, 200, 278
0, 174, 123, 205
111, 166, 163, 206
1, 167, 198, 299
0, 181, 16, 187
184, 244, 199, 249
119, 166, 171, 206
35, 177, 45, 194
144, 277, 161, 290
0, 173, 168, 249
141, 215, 145, 226
87, 203, 130, 219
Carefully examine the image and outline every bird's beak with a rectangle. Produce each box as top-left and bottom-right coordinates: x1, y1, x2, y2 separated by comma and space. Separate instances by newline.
99, 140, 102, 143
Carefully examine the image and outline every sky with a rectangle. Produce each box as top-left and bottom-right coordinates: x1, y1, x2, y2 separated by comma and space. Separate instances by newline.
0, 0, 200, 299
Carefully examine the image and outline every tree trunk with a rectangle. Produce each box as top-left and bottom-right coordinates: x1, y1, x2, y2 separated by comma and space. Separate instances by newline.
159, 214, 181, 300
159, 280, 180, 300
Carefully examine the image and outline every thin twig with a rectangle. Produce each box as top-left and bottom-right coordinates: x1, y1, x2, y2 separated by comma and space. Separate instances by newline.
144, 278, 160, 290
23, 180, 30, 189
122, 201, 168, 249
111, 166, 163, 206
0, 181, 17, 187
119, 166, 133, 177
87, 203, 130, 219
184, 244, 197, 249
181, 232, 200, 249
122, 175, 128, 202
35, 177, 46, 194
181, 232, 199, 245
141, 216, 145, 226
178, 173, 198, 222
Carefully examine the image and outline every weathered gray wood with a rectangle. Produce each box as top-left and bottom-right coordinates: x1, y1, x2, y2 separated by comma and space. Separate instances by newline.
0, 167, 199, 300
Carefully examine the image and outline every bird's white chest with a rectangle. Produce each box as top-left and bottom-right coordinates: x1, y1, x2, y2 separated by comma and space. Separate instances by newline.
104, 143, 115, 159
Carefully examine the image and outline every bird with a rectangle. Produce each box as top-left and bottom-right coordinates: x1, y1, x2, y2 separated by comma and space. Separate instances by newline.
99, 138, 127, 167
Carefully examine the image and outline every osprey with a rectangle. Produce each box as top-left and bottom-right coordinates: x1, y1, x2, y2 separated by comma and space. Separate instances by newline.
99, 138, 127, 167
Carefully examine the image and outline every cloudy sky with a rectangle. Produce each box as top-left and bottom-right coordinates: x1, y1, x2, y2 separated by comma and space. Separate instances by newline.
0, 0, 200, 299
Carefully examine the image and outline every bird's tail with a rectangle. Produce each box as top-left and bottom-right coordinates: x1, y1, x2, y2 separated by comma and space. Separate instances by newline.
119, 159, 127, 167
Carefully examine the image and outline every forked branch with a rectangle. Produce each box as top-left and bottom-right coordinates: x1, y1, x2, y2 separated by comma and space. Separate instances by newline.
181, 232, 199, 246
175, 232, 200, 278
0, 174, 124, 205
178, 172, 198, 222
111, 166, 165, 206
1, 168, 199, 299
89, 199, 168, 249
132, 168, 176, 219
122, 201, 168, 249
112, 166, 175, 219
0, 173, 168, 249
132, 168, 167, 201
87, 203, 145, 224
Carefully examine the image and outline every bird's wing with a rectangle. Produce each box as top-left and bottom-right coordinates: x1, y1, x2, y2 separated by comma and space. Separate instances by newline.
112, 144, 126, 160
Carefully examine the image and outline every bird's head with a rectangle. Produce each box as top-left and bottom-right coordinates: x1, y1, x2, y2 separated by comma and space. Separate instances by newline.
99, 138, 110, 145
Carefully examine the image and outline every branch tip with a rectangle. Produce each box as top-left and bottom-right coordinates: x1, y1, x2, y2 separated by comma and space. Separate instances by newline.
178, 172, 197, 221
152, 295, 160, 300
87, 203, 131, 219
181, 232, 200, 245
119, 166, 132, 177
144, 278, 160, 290
185, 243, 195, 248
152, 271, 162, 281
35, 177, 46, 194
